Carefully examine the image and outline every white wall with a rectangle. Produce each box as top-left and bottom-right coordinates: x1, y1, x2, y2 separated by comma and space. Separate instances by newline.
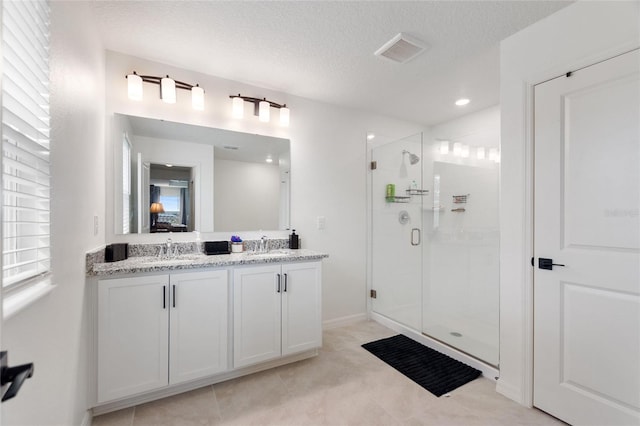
104, 50, 424, 325
499, 1, 640, 405
214, 159, 280, 232
1, 2, 105, 425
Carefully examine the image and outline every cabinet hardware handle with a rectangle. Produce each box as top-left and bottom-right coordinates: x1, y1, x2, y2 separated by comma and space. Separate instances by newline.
163, 285, 166, 309
276, 273, 281, 293
284, 273, 288, 292
172, 285, 176, 308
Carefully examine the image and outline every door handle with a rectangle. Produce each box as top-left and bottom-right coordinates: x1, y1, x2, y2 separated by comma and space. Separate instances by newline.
172, 285, 176, 308
1, 351, 34, 402
283, 273, 288, 292
538, 258, 565, 270
411, 228, 421, 246
276, 273, 281, 293
163, 285, 166, 309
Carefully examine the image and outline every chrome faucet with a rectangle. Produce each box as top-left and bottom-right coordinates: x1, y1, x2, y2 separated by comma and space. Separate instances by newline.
259, 235, 268, 253
158, 238, 177, 259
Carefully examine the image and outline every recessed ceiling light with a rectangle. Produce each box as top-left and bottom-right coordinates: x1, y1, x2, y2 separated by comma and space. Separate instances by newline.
266, 156, 273, 163
165, 164, 173, 167
367, 133, 375, 140
455, 98, 470, 106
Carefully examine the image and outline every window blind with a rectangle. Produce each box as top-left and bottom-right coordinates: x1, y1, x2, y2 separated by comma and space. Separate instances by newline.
2, 0, 51, 289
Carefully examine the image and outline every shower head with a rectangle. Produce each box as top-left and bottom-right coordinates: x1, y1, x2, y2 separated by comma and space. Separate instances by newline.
403, 150, 420, 165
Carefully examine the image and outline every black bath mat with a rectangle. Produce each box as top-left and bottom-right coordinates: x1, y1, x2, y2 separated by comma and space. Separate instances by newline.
362, 334, 481, 397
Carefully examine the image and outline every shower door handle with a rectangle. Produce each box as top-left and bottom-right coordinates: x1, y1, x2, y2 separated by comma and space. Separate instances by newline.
411, 228, 421, 246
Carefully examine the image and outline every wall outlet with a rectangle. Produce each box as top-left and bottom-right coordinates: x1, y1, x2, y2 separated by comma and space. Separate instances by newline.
317, 216, 326, 230
93, 215, 99, 236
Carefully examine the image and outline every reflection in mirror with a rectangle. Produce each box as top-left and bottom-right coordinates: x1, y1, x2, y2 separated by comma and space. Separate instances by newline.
113, 114, 290, 234
149, 164, 193, 233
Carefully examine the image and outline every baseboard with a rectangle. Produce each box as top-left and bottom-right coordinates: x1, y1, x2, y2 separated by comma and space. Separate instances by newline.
322, 313, 368, 330
496, 380, 527, 406
81, 410, 92, 426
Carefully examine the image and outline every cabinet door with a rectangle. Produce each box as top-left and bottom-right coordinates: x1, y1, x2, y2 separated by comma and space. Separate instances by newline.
98, 275, 169, 403
233, 265, 282, 368
169, 270, 229, 384
282, 262, 322, 356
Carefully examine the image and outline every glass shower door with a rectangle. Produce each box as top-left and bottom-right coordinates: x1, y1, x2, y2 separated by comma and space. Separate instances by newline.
370, 133, 423, 330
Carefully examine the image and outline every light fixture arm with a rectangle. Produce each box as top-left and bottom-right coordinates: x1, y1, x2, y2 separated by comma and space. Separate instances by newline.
229, 94, 287, 116
126, 71, 203, 94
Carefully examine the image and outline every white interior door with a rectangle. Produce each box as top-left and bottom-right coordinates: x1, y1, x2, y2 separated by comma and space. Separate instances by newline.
533, 49, 640, 425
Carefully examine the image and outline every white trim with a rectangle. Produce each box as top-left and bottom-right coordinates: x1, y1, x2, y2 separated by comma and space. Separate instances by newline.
371, 312, 499, 380
3, 276, 54, 320
322, 313, 367, 330
80, 410, 92, 426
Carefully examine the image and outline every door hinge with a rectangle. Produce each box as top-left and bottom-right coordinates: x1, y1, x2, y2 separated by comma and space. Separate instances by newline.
370, 161, 377, 170
370, 289, 377, 299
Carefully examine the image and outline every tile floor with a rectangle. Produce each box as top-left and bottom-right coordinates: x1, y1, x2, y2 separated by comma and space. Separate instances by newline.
92, 320, 564, 426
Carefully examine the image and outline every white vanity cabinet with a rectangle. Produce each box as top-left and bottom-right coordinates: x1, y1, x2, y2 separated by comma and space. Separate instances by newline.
233, 261, 322, 368
97, 270, 228, 403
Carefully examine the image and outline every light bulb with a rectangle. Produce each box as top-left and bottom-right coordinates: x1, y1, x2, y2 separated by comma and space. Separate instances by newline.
453, 142, 462, 157
455, 98, 470, 106
476, 147, 485, 160
191, 85, 204, 110
461, 144, 470, 158
232, 96, 244, 119
439, 141, 449, 155
259, 99, 270, 122
127, 72, 143, 101
279, 105, 290, 127
161, 76, 176, 104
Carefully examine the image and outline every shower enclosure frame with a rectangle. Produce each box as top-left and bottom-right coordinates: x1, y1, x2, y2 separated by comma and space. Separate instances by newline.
365, 131, 499, 380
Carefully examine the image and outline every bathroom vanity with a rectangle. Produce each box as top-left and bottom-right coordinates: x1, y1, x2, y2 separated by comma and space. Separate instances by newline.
88, 247, 327, 414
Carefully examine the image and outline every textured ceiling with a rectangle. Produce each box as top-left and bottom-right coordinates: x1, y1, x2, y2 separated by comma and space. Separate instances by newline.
91, 1, 572, 126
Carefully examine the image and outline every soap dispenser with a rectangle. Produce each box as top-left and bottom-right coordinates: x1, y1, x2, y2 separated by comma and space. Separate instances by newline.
289, 229, 300, 249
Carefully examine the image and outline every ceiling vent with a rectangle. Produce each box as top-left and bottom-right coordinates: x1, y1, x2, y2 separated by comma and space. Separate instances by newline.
374, 33, 428, 64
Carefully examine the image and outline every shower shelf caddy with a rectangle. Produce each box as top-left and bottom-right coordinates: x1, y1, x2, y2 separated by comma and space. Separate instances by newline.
386, 196, 411, 203
451, 194, 469, 212
386, 189, 429, 203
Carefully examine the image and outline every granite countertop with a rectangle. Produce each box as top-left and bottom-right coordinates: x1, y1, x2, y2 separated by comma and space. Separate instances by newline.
90, 249, 329, 277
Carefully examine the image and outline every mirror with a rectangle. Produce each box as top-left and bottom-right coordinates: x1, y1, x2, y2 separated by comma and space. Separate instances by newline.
112, 114, 290, 234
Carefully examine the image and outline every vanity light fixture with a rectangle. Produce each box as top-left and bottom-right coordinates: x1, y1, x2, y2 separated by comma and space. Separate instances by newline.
126, 71, 205, 110
453, 142, 462, 157
160, 76, 176, 104
461, 144, 470, 158
229, 94, 290, 127
489, 148, 499, 162
259, 99, 270, 122
476, 146, 486, 160
439, 140, 449, 155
